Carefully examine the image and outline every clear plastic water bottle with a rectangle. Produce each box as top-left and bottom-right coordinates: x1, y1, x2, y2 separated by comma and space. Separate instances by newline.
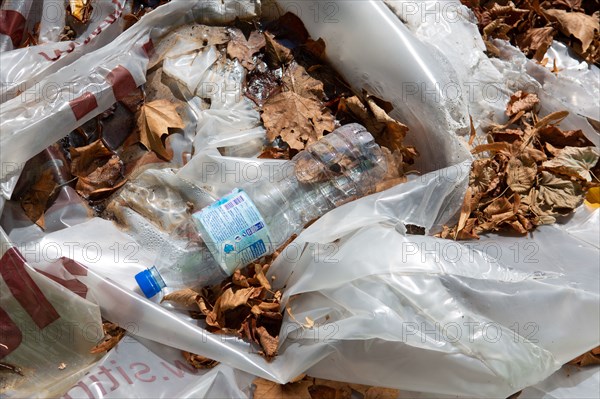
135, 123, 387, 298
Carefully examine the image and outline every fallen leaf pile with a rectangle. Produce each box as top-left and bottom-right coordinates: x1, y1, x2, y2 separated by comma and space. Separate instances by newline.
17, 12, 414, 226
462, 0, 600, 64
90, 322, 126, 354
439, 90, 599, 239
163, 237, 295, 362
135, 99, 185, 160
246, 13, 416, 185
252, 376, 399, 399
567, 346, 600, 366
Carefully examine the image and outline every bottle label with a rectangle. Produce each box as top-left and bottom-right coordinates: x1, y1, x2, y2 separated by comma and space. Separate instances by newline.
192, 188, 272, 275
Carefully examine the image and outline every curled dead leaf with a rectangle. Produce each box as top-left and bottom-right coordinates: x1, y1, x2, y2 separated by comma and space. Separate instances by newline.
543, 9, 599, 53
506, 91, 539, 116
516, 27, 556, 61
252, 377, 312, 399
568, 346, 600, 367
256, 326, 279, 358
182, 351, 219, 369
75, 155, 126, 199
70, 140, 114, 177
537, 125, 593, 148
90, 322, 126, 354
161, 288, 201, 308
254, 263, 272, 290
21, 169, 57, 229
137, 100, 185, 160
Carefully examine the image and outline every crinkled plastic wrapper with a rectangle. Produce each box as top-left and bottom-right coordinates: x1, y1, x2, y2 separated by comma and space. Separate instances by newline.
0, 0, 598, 398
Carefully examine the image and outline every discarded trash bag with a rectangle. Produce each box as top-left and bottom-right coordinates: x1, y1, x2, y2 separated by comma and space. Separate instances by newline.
0, 228, 103, 397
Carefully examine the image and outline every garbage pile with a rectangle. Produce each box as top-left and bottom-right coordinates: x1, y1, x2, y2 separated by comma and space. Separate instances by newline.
1, 1, 598, 398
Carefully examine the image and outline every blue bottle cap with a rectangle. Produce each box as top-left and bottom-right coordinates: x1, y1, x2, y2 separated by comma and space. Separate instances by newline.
135, 266, 166, 298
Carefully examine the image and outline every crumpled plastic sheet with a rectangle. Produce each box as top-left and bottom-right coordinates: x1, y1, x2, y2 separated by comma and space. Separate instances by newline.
61, 335, 600, 398
61, 335, 256, 399
0, 0, 34, 51
0, 228, 104, 398
6, 156, 598, 397
0, 0, 131, 103
383, 0, 599, 144
0, 0, 259, 207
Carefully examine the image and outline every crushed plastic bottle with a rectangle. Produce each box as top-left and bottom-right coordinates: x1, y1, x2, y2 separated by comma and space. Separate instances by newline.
135, 123, 388, 298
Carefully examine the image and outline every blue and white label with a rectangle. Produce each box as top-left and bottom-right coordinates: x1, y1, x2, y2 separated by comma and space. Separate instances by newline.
193, 188, 272, 275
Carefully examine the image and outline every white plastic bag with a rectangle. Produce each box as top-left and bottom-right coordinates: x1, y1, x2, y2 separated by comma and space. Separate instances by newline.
0, 228, 103, 398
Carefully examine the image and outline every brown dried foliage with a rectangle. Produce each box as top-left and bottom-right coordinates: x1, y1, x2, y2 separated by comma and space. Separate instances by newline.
464, 0, 600, 64
163, 236, 297, 363
252, 376, 399, 399
90, 322, 126, 354
439, 91, 598, 239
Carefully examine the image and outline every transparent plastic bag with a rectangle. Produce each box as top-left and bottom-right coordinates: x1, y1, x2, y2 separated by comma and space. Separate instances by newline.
0, 228, 103, 398
61, 334, 255, 399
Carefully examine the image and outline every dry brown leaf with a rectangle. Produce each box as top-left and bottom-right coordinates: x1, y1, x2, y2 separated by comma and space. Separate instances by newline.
568, 346, 600, 366
69, 0, 92, 24
161, 288, 201, 308
506, 91, 540, 116
21, 169, 57, 229
484, 197, 513, 218
258, 146, 291, 160
232, 269, 250, 287
507, 155, 538, 193
253, 378, 313, 399
457, 187, 473, 234
542, 146, 600, 181
258, 302, 280, 312
338, 96, 408, 152
535, 111, 570, 130
470, 159, 500, 194
282, 62, 326, 102
90, 322, 126, 354
218, 287, 257, 313
256, 326, 279, 358
137, 100, 185, 160
182, 351, 219, 369
254, 263, 272, 290
544, 9, 599, 52
472, 142, 512, 155
516, 27, 556, 61
70, 140, 114, 177
75, 156, 125, 199
537, 125, 594, 148
264, 32, 293, 68
537, 171, 583, 210
303, 38, 326, 58
261, 91, 335, 150
483, 19, 512, 41
227, 29, 266, 70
